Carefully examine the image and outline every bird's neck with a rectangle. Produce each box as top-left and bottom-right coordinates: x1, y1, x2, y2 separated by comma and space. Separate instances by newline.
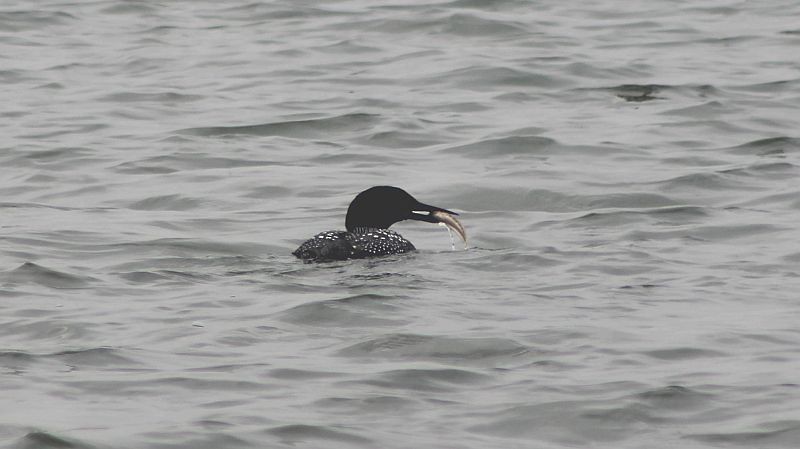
350, 226, 380, 235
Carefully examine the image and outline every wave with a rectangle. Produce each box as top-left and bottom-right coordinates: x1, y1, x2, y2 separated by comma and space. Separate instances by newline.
179, 113, 380, 138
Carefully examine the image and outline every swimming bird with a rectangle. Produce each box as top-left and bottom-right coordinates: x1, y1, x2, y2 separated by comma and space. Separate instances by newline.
292, 186, 466, 262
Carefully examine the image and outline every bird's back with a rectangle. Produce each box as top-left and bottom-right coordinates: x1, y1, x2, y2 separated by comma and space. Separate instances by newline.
293, 229, 415, 262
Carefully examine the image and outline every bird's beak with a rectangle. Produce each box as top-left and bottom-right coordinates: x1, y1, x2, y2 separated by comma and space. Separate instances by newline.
410, 203, 467, 244
410, 202, 457, 222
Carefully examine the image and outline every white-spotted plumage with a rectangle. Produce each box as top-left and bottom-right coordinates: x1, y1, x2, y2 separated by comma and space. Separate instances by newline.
292, 229, 415, 261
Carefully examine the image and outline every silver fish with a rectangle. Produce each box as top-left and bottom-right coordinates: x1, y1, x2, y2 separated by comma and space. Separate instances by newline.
431, 210, 467, 249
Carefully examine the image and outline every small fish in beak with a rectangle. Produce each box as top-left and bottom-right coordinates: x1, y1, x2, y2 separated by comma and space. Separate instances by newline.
431, 210, 467, 249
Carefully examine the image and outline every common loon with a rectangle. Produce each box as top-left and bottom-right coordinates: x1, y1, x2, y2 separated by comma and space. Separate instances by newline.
292, 186, 466, 262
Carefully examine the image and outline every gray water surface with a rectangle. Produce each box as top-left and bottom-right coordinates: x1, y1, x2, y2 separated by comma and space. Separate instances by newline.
3, 1, 800, 448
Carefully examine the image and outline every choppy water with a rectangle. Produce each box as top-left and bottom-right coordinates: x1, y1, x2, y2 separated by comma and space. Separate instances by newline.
3, 1, 800, 448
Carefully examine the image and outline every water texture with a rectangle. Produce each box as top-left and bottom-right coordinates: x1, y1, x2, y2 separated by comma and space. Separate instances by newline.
2, 0, 800, 448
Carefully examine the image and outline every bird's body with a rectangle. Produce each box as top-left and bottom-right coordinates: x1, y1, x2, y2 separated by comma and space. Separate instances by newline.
292, 186, 465, 262
292, 229, 415, 261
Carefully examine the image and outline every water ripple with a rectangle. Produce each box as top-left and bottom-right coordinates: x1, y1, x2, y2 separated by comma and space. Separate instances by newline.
339, 333, 529, 362
2, 262, 94, 289
180, 113, 380, 138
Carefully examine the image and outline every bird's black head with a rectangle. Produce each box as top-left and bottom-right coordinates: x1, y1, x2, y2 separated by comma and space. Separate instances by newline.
345, 186, 457, 232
